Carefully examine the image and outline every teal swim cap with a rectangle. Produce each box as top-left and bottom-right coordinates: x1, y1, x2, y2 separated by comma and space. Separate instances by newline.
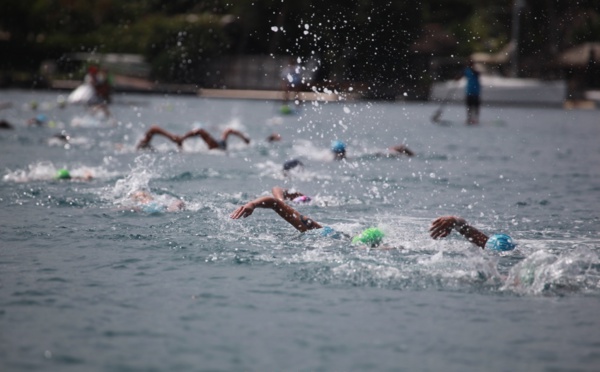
331, 140, 346, 154
320, 226, 342, 239
352, 227, 384, 247
55, 168, 71, 180
141, 202, 167, 214
36, 114, 47, 123
485, 234, 516, 251
320, 226, 335, 237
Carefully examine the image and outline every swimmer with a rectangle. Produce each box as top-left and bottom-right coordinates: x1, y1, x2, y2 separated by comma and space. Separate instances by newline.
54, 168, 93, 181
271, 186, 311, 204
129, 190, 185, 213
178, 127, 250, 150
51, 131, 71, 143
330, 140, 414, 160
28, 114, 48, 126
282, 158, 304, 176
429, 216, 516, 251
0, 119, 13, 129
136, 125, 183, 150
330, 140, 347, 160
266, 133, 282, 142
380, 144, 415, 157
231, 191, 515, 251
230, 190, 383, 248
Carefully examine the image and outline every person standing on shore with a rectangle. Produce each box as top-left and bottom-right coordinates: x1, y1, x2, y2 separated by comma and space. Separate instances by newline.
462, 60, 481, 125
281, 57, 302, 107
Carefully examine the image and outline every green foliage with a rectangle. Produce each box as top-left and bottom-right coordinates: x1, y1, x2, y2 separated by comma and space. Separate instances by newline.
0, 0, 598, 84
140, 13, 230, 82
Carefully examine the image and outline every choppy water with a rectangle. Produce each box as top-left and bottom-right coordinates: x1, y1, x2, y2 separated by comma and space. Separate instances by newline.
1, 89, 600, 371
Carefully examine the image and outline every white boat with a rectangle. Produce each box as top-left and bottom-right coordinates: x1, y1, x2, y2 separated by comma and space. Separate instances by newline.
67, 83, 96, 105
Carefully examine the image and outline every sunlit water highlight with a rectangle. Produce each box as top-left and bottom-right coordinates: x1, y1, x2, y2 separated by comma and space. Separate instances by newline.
1, 89, 599, 371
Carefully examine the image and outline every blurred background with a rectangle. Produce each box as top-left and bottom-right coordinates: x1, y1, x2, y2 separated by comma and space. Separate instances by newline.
0, 0, 598, 104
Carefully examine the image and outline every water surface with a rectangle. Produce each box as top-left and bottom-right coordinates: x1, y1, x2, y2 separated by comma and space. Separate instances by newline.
1, 89, 599, 371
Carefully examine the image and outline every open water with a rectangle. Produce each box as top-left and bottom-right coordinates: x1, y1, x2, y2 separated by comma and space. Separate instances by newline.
1, 89, 599, 371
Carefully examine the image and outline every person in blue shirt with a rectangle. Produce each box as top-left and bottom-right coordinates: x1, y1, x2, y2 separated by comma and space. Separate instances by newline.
463, 60, 481, 125
281, 57, 303, 106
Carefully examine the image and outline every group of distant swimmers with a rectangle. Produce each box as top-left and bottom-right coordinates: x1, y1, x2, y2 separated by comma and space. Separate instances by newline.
32, 98, 512, 252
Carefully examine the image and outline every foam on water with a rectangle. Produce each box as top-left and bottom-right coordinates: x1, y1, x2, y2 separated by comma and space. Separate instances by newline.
2, 161, 118, 182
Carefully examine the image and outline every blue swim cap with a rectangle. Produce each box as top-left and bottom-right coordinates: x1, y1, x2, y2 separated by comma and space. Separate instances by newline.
320, 226, 335, 237
141, 202, 167, 214
485, 234, 516, 251
320, 226, 343, 239
36, 114, 48, 123
331, 140, 346, 154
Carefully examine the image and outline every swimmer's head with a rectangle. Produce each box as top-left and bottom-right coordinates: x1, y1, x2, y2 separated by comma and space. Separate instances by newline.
267, 133, 282, 142
352, 227, 384, 248
141, 201, 166, 214
485, 234, 516, 251
331, 140, 346, 159
130, 190, 154, 204
283, 159, 303, 171
320, 226, 334, 236
280, 105, 293, 115
36, 114, 47, 123
55, 168, 71, 180
292, 195, 311, 204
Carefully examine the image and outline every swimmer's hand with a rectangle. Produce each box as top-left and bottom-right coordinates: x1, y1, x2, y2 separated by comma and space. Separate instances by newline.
230, 202, 256, 219
429, 216, 466, 239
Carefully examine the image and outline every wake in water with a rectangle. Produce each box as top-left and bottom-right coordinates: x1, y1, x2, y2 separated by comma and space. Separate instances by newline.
107, 154, 189, 213
2, 161, 116, 182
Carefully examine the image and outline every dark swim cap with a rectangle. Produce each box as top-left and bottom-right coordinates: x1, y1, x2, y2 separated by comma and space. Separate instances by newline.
283, 159, 303, 171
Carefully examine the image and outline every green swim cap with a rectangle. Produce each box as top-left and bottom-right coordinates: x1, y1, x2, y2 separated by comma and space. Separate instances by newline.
352, 227, 384, 247
55, 168, 71, 180
280, 105, 293, 115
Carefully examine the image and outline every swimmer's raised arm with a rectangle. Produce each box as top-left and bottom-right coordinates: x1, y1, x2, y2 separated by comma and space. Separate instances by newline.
389, 144, 415, 157
230, 195, 321, 232
222, 129, 250, 144
429, 216, 488, 248
271, 186, 306, 201
137, 125, 182, 150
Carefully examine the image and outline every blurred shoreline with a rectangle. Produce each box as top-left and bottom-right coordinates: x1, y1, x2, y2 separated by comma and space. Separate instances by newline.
50, 77, 358, 102
1, 75, 596, 109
